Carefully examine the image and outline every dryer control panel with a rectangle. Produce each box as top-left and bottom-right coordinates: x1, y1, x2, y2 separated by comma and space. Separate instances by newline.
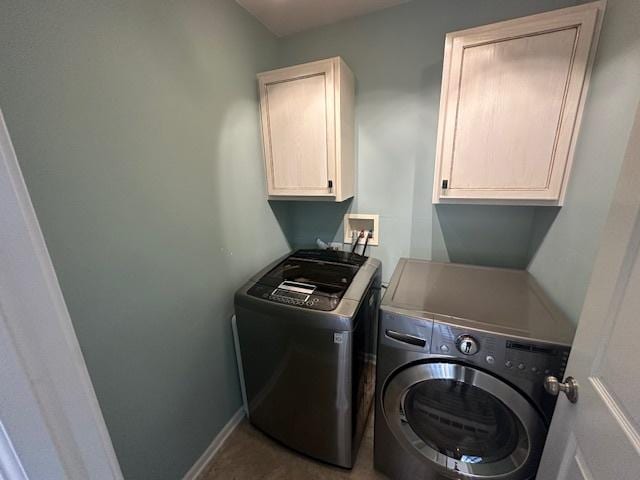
431, 322, 570, 383
503, 340, 569, 380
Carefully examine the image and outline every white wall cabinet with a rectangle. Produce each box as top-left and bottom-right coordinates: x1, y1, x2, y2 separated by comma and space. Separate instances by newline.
258, 57, 355, 201
432, 2, 605, 205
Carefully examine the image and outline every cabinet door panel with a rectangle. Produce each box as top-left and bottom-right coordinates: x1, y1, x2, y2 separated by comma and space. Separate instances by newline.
259, 59, 337, 198
267, 74, 329, 191
449, 28, 576, 190
433, 2, 603, 205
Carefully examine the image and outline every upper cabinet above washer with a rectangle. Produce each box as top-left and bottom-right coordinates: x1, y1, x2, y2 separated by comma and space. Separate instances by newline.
258, 57, 355, 202
432, 2, 605, 206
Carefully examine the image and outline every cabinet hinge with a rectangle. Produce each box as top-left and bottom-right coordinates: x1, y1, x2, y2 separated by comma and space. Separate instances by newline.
442, 179, 448, 189
328, 180, 333, 189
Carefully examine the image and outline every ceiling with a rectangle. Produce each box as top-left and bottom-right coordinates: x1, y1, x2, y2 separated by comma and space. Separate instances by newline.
235, 0, 413, 37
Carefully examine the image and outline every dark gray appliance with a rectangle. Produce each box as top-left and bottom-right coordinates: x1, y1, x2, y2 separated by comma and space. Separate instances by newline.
235, 249, 381, 468
375, 259, 575, 480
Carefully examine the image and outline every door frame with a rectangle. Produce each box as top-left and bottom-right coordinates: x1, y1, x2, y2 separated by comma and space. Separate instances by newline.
0, 108, 123, 479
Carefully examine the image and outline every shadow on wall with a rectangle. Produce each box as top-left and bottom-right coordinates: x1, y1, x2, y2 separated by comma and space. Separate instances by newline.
268, 200, 295, 248
432, 204, 560, 269
527, 206, 562, 264
269, 199, 354, 249
268, 197, 562, 271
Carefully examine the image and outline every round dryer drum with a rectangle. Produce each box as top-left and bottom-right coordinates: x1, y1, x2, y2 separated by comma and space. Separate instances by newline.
383, 362, 547, 479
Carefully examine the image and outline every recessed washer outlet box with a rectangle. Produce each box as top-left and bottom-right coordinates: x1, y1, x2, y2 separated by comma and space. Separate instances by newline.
343, 214, 379, 246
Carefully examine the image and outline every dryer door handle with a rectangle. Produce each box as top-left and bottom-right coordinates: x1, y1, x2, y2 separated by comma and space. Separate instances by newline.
385, 330, 427, 348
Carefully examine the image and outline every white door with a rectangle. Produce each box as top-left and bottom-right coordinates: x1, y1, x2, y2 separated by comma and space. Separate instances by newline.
536, 101, 640, 479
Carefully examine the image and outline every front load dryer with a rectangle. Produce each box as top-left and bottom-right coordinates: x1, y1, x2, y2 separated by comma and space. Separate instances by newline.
235, 249, 381, 468
374, 259, 575, 480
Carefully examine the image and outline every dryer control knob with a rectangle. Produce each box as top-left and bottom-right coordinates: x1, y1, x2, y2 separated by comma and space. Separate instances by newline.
456, 335, 479, 355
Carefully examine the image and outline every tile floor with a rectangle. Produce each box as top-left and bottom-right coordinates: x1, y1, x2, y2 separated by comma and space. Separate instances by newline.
198, 414, 388, 480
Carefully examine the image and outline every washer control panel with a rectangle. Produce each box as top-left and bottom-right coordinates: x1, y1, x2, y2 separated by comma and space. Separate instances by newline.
247, 283, 339, 311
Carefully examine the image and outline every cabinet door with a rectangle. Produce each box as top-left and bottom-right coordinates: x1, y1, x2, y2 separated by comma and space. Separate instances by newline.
259, 60, 336, 197
433, 2, 603, 204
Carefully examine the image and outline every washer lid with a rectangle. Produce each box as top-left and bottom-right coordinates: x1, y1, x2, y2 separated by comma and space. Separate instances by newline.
255, 249, 364, 299
382, 259, 574, 346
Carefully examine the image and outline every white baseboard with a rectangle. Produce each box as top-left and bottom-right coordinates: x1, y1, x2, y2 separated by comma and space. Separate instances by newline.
182, 407, 245, 480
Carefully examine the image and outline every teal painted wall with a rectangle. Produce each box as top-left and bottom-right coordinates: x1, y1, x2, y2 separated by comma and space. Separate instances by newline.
0, 1, 288, 478
2, 0, 639, 478
277, 0, 640, 323
529, 0, 640, 322
275, 0, 579, 282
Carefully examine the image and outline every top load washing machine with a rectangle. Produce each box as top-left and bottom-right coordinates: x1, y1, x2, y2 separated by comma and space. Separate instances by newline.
234, 249, 381, 468
374, 259, 575, 480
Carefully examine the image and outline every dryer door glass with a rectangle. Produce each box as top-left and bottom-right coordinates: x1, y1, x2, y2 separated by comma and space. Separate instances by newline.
404, 379, 520, 464
383, 362, 547, 479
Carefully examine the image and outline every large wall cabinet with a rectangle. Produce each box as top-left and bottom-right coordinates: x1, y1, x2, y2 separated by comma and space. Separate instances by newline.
257, 57, 355, 201
432, 2, 605, 205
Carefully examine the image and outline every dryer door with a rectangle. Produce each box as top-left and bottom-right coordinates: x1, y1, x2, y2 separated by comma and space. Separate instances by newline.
383, 362, 546, 479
